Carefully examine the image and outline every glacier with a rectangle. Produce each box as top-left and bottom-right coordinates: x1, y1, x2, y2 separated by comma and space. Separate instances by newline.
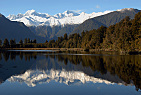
7, 9, 113, 26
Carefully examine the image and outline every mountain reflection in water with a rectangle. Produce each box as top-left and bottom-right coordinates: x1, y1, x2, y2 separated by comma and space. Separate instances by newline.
0, 51, 141, 92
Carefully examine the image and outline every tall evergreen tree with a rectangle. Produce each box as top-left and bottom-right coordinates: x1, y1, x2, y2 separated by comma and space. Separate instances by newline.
27, 38, 30, 43
24, 38, 27, 44
3, 38, 10, 48
45, 40, 48, 43
33, 39, 36, 43
64, 33, 68, 40
19, 40, 23, 44
10, 39, 16, 48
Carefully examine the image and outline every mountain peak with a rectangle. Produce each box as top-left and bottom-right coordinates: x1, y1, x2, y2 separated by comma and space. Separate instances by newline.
63, 10, 75, 14
80, 12, 86, 15
117, 8, 135, 12
63, 10, 79, 17
7, 9, 115, 26
25, 9, 37, 15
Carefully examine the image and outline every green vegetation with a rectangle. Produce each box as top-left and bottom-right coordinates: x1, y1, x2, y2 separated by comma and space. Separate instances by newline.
0, 12, 141, 53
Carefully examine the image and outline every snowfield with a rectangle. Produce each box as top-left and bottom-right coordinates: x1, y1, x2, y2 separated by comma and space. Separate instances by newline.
7, 10, 113, 26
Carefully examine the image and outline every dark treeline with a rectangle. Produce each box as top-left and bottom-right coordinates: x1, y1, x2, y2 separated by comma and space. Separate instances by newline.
50, 12, 140, 52
0, 12, 141, 52
0, 38, 37, 48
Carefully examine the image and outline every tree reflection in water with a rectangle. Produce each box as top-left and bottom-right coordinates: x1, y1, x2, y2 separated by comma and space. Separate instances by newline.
0, 51, 140, 91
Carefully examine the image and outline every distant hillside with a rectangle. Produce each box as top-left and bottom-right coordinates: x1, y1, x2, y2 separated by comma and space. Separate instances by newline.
0, 14, 44, 43
29, 24, 78, 40
71, 8, 140, 34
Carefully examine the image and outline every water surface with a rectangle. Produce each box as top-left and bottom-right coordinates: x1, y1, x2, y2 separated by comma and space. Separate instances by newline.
0, 51, 140, 95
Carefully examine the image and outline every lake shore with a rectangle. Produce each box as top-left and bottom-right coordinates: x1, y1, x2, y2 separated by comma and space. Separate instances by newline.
0, 48, 83, 51
0, 48, 140, 55
0, 48, 117, 51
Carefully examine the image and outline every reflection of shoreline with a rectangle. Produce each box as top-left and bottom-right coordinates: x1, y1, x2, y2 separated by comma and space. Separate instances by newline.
0, 51, 141, 91
8, 69, 115, 87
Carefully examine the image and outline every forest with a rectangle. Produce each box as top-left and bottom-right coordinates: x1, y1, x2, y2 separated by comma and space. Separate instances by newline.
0, 12, 141, 53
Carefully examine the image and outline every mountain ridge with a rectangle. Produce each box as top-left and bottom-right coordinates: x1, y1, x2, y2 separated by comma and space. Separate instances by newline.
71, 8, 140, 34
4, 8, 141, 41
7, 10, 113, 26
0, 14, 45, 42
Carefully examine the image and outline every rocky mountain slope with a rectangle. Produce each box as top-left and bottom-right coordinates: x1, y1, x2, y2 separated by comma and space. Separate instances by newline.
71, 8, 140, 34
0, 14, 44, 42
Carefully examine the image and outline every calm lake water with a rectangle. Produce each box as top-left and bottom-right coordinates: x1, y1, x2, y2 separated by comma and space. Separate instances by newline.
0, 50, 141, 95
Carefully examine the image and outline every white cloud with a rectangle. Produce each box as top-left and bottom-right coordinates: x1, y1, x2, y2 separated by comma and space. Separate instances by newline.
96, 5, 100, 9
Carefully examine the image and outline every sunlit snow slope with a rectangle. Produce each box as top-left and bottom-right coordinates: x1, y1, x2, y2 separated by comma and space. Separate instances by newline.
7, 10, 112, 26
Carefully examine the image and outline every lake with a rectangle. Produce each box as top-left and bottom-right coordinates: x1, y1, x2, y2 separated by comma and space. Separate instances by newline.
0, 50, 141, 95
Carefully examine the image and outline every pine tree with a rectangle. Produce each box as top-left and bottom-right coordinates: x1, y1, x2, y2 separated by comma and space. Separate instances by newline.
24, 38, 27, 44
45, 40, 48, 43
33, 39, 36, 43
81, 30, 85, 38
64, 33, 68, 40
3, 38, 10, 48
27, 38, 30, 43
10, 39, 16, 48
19, 40, 23, 44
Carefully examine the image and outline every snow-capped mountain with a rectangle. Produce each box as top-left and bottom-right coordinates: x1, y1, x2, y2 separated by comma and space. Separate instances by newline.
116, 8, 135, 12
7, 10, 113, 26
8, 69, 115, 87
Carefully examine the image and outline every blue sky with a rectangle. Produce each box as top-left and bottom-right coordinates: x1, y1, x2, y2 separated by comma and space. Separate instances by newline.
0, 0, 141, 16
